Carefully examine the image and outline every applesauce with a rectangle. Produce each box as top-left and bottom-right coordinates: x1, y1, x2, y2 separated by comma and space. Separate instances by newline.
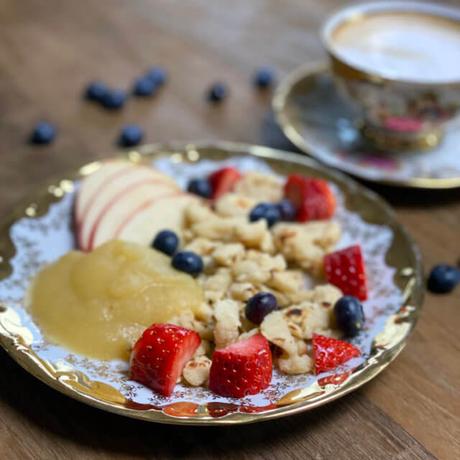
29, 240, 203, 360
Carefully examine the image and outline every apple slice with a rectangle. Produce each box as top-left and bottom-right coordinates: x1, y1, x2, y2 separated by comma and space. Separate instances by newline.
114, 194, 200, 248
77, 166, 178, 251
88, 182, 178, 250
75, 161, 129, 231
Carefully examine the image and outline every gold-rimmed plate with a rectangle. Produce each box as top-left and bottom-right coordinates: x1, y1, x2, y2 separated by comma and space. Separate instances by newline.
273, 63, 460, 189
0, 142, 423, 425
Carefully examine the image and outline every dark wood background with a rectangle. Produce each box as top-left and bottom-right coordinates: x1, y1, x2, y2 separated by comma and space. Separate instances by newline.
0, 1, 459, 458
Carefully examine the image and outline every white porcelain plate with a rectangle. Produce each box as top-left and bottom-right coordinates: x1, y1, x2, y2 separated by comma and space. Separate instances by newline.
0, 142, 423, 425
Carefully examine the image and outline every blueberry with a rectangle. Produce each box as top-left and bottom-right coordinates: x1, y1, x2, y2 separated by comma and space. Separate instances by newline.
118, 125, 144, 147
146, 67, 167, 86
133, 76, 157, 97
152, 230, 179, 256
101, 89, 126, 109
245, 292, 278, 325
427, 264, 460, 293
334, 296, 365, 337
207, 82, 228, 103
249, 203, 281, 227
253, 67, 276, 88
30, 121, 56, 145
85, 81, 108, 102
277, 199, 296, 221
172, 251, 204, 276
187, 178, 212, 198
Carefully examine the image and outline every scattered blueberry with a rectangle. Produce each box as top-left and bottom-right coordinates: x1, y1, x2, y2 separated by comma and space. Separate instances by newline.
334, 296, 365, 337
427, 264, 460, 293
253, 67, 276, 88
187, 178, 212, 198
118, 124, 144, 147
277, 199, 297, 221
245, 292, 278, 325
133, 76, 157, 97
172, 251, 204, 276
101, 89, 127, 109
249, 203, 281, 227
85, 81, 108, 102
207, 82, 228, 103
30, 121, 56, 145
152, 230, 179, 256
146, 67, 167, 86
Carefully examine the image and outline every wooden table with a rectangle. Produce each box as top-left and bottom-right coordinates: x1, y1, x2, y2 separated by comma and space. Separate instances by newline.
0, 1, 459, 458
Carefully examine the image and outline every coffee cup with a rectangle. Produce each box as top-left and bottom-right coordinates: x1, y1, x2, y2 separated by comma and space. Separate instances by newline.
321, 1, 460, 151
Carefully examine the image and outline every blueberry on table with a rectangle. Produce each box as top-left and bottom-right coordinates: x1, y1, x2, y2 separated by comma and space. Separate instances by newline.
245, 292, 278, 325
146, 66, 168, 86
101, 89, 126, 109
427, 264, 460, 293
207, 82, 228, 103
118, 125, 144, 147
85, 81, 108, 102
277, 199, 296, 221
187, 178, 212, 198
152, 230, 179, 256
249, 203, 281, 227
253, 67, 276, 88
334, 296, 365, 337
133, 76, 157, 97
30, 121, 56, 145
172, 251, 204, 276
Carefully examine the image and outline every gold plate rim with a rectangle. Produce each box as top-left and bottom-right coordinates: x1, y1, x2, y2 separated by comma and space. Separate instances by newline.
272, 62, 460, 190
0, 141, 424, 425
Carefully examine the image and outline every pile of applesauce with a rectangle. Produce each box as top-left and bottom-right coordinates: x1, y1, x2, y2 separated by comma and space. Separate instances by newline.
29, 240, 203, 360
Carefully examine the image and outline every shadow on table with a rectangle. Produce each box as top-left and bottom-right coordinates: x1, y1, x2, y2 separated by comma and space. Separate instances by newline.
261, 111, 460, 207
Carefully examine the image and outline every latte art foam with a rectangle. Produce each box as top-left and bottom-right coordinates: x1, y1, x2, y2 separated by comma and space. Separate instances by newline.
330, 12, 460, 83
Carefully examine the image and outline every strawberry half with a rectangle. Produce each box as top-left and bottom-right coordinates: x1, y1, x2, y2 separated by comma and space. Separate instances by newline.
130, 323, 201, 396
208, 167, 242, 199
324, 244, 368, 301
313, 334, 361, 374
209, 334, 272, 398
284, 174, 336, 222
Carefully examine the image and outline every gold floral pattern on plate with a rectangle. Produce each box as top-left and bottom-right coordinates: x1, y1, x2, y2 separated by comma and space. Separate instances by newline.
0, 142, 424, 425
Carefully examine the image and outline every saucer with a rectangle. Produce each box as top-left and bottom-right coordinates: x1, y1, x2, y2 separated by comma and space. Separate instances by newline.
273, 63, 460, 189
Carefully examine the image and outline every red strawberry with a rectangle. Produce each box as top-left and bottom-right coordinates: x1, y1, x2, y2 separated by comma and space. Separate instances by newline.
208, 167, 242, 199
284, 174, 336, 222
324, 244, 368, 300
130, 323, 200, 396
209, 334, 272, 398
312, 334, 361, 374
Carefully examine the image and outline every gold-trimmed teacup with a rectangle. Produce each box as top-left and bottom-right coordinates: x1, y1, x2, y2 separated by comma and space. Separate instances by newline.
321, 1, 460, 151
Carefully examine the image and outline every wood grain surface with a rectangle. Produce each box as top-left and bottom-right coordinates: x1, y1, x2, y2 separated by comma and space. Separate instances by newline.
0, 1, 459, 459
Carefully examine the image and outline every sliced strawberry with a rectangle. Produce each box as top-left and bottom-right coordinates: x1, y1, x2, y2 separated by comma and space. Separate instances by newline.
312, 334, 360, 374
284, 174, 336, 222
208, 167, 241, 199
130, 323, 200, 396
324, 244, 368, 301
209, 334, 272, 398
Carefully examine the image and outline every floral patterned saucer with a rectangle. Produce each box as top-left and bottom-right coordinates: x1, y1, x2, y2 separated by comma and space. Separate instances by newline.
0, 142, 423, 425
273, 64, 460, 189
